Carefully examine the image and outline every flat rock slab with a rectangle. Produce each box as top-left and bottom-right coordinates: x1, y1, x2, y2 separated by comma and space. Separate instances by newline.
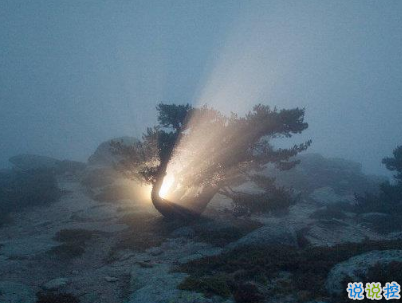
305, 220, 381, 247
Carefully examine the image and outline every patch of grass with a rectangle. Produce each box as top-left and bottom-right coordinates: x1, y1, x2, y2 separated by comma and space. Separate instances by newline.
232, 283, 264, 303
109, 214, 261, 261
48, 229, 95, 260
107, 213, 183, 260
178, 275, 231, 298
48, 243, 86, 259
178, 276, 264, 302
36, 291, 80, 303
177, 240, 402, 302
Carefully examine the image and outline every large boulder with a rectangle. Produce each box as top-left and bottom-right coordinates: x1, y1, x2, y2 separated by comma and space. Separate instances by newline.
326, 250, 402, 295
0, 281, 36, 303
225, 222, 297, 250
87, 136, 139, 167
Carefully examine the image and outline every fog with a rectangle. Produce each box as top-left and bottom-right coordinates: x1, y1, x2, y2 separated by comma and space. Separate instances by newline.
1, 0, 401, 176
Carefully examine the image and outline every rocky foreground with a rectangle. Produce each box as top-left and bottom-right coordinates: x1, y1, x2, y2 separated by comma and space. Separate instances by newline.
0, 143, 401, 303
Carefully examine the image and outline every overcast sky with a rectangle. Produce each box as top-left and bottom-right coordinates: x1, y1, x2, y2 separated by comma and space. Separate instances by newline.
1, 0, 401, 176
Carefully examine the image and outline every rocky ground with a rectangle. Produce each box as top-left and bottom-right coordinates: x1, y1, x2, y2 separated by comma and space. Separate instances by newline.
0, 147, 401, 303
0, 175, 228, 303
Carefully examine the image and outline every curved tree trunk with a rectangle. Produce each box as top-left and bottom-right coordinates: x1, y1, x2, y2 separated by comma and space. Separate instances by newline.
150, 170, 219, 219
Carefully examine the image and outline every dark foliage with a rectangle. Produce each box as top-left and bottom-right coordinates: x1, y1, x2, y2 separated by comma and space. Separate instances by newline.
382, 145, 402, 182
232, 283, 264, 303
48, 229, 95, 260
231, 179, 297, 216
108, 214, 261, 262
355, 183, 402, 215
107, 213, 182, 260
36, 292, 80, 303
54, 229, 94, 243
177, 240, 402, 302
178, 275, 231, 298
354, 145, 402, 233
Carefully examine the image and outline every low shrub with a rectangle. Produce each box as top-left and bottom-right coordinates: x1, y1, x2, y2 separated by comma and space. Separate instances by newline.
36, 291, 80, 303
230, 175, 298, 217
107, 213, 182, 261
48, 243, 86, 260
177, 240, 402, 302
54, 229, 94, 243
232, 188, 297, 217
48, 229, 95, 260
232, 282, 264, 303
178, 275, 231, 298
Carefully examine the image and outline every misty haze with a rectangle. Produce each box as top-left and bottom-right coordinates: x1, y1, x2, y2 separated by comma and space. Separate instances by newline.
0, 1, 401, 303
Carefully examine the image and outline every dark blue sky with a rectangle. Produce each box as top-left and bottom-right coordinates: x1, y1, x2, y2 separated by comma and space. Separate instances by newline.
1, 0, 401, 175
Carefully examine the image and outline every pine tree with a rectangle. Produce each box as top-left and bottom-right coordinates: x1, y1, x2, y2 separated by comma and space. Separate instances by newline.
111, 103, 311, 219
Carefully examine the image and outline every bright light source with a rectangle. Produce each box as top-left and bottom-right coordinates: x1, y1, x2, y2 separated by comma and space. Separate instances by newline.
159, 174, 175, 199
